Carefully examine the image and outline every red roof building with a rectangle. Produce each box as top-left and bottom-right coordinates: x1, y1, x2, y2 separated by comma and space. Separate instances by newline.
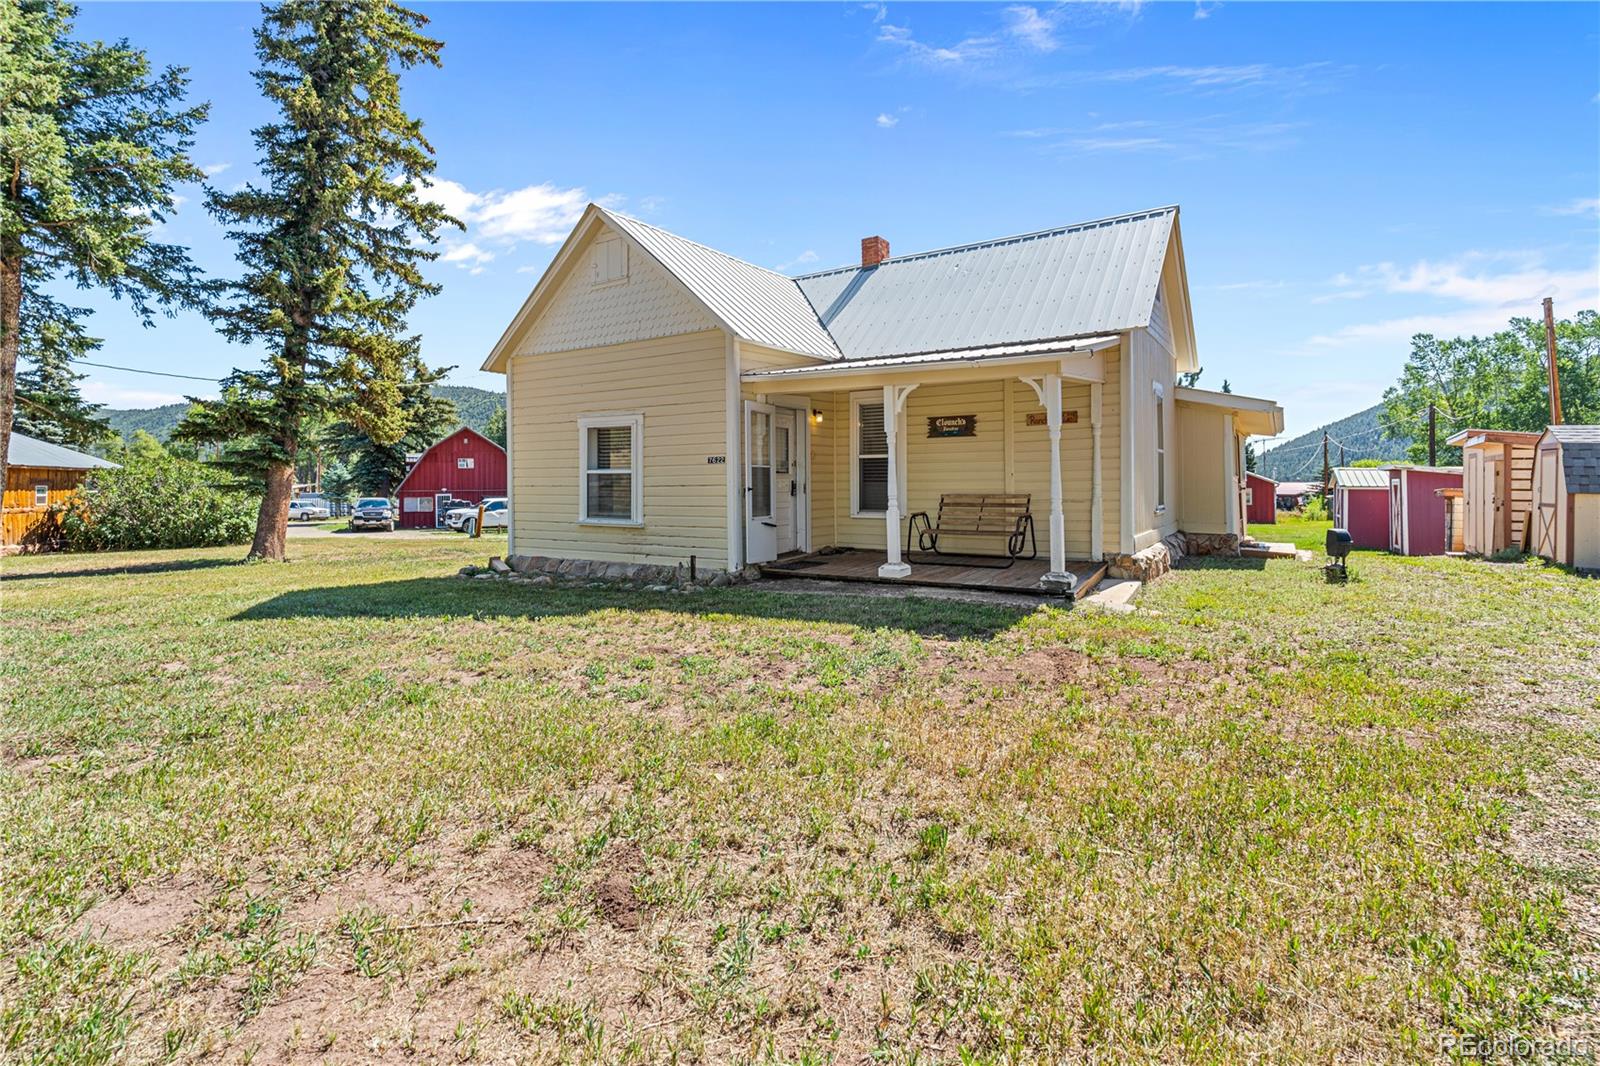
394, 427, 507, 528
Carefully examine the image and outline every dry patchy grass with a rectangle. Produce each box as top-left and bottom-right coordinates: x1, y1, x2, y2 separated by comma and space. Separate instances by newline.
1, 535, 1597, 1063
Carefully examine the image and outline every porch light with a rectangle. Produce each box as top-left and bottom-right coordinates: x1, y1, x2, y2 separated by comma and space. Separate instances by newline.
812, 408, 824, 423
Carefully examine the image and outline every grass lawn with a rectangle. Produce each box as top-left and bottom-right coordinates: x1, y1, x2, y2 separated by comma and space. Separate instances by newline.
1249, 515, 1332, 553
2, 535, 1597, 1063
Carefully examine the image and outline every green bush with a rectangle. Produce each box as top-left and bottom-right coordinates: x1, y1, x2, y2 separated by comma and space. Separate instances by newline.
58, 456, 259, 551
1302, 495, 1330, 522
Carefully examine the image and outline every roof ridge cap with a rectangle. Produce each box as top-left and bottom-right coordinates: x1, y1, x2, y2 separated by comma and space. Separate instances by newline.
603, 208, 798, 285
793, 204, 1179, 279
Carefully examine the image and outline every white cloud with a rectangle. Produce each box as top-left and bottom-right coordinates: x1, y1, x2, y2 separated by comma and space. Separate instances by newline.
440, 241, 495, 266
202, 162, 232, 177
473, 183, 591, 244
1003, 6, 1060, 52
415, 177, 604, 272
636, 195, 666, 214
1543, 197, 1600, 218
875, 112, 899, 128
1193, 0, 1219, 18
1304, 250, 1600, 350
1069, 136, 1171, 153
776, 250, 820, 273
877, 19, 998, 65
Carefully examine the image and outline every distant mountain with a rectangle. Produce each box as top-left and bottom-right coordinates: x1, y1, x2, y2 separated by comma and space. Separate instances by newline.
103, 385, 505, 442
1257, 403, 1411, 482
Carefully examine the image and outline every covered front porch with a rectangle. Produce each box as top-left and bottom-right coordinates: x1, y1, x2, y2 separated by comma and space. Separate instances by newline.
739, 338, 1125, 594
760, 548, 1108, 599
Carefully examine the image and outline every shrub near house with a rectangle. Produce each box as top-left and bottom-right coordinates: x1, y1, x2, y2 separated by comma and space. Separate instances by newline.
58, 456, 259, 551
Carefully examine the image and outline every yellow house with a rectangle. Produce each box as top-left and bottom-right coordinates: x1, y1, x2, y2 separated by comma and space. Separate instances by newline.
483, 204, 1283, 592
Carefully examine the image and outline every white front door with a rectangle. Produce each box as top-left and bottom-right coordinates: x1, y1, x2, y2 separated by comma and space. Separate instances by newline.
773, 409, 800, 554
744, 401, 778, 564
434, 492, 452, 529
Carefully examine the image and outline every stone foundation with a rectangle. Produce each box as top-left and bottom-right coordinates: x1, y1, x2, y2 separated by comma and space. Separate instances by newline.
1104, 530, 1241, 582
456, 554, 761, 590
1182, 532, 1241, 557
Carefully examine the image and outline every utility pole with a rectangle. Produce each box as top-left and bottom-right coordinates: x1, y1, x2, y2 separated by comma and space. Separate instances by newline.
1428, 403, 1437, 466
1321, 431, 1331, 490
1543, 297, 1564, 425
1339, 444, 1346, 466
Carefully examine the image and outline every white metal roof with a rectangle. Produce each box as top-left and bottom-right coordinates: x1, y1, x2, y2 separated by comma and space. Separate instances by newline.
8, 432, 118, 470
1331, 466, 1389, 490
603, 210, 841, 360
794, 207, 1178, 361
741, 335, 1120, 381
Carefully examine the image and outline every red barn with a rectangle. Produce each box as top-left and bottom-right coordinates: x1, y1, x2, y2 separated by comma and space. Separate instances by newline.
1244, 471, 1276, 525
1385, 465, 1462, 556
395, 427, 507, 528
1330, 467, 1390, 549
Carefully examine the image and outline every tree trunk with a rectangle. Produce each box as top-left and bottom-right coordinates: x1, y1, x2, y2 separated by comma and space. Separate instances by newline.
251, 460, 295, 561
0, 250, 21, 490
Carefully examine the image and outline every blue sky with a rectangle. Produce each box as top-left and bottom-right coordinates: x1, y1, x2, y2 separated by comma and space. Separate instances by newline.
58, 1, 1600, 440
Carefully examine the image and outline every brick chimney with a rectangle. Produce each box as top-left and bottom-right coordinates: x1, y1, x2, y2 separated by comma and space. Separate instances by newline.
860, 235, 890, 268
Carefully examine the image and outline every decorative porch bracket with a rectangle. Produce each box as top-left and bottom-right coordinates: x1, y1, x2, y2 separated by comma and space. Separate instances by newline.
879, 383, 921, 579
1020, 373, 1072, 588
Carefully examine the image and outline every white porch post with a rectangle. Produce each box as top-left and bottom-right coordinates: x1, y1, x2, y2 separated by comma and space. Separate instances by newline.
1043, 372, 1069, 582
1090, 381, 1103, 560
878, 383, 915, 579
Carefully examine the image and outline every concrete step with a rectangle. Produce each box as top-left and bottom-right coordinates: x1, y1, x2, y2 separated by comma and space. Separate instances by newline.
1240, 542, 1300, 559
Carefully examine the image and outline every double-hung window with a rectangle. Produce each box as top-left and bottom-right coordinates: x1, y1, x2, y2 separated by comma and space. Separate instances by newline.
851, 392, 889, 516
578, 414, 643, 524
34, 484, 49, 508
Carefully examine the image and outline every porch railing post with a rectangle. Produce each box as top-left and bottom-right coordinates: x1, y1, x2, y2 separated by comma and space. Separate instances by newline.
878, 383, 912, 578
1044, 373, 1069, 582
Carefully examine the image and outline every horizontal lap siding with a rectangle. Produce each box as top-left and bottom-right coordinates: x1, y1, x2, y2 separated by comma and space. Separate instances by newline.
508, 329, 729, 569
816, 353, 1122, 559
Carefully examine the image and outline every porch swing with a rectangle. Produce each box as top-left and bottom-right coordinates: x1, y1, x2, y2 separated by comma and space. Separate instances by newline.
906, 493, 1038, 569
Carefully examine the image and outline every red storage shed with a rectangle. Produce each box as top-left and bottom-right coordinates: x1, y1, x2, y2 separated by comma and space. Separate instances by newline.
1244, 471, 1276, 525
1386, 465, 1462, 556
1330, 467, 1390, 549
395, 427, 507, 529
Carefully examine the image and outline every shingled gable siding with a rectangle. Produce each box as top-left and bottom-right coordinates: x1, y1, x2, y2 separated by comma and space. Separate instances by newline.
508, 329, 731, 570
521, 224, 718, 354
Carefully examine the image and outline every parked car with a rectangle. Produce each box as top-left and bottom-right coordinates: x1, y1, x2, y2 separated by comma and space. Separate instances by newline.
348, 497, 396, 532
288, 498, 331, 521
447, 497, 508, 533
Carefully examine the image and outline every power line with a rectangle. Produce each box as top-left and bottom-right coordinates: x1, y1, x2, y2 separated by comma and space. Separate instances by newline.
67, 358, 221, 383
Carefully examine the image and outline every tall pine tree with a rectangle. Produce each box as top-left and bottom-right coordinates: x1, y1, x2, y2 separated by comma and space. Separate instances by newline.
176, 0, 456, 560
1, 0, 206, 481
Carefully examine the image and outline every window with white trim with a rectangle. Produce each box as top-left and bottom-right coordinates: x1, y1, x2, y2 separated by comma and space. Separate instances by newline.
34, 484, 49, 508
456, 457, 475, 470
851, 393, 888, 516
578, 414, 643, 524
1153, 383, 1167, 512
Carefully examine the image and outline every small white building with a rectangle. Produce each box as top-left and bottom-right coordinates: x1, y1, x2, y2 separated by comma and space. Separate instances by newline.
1530, 425, 1600, 572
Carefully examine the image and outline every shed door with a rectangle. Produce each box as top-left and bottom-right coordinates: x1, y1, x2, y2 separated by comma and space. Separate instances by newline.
1463, 451, 1482, 553
1389, 478, 1403, 553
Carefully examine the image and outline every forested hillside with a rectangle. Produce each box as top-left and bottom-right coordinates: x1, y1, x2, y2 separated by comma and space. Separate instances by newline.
1257, 404, 1411, 481
104, 386, 505, 442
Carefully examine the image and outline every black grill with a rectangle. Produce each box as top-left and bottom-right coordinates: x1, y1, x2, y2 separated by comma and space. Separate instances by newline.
1325, 528, 1353, 560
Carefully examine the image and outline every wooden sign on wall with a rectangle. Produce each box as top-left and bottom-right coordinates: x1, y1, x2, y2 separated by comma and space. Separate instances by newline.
927, 414, 978, 438
1025, 411, 1079, 426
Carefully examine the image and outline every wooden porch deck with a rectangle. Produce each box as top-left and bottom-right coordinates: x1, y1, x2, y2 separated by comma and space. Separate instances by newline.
759, 549, 1107, 599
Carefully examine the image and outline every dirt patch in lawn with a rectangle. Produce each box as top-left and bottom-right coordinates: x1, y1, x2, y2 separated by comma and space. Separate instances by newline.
594, 842, 645, 931
80, 877, 207, 952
